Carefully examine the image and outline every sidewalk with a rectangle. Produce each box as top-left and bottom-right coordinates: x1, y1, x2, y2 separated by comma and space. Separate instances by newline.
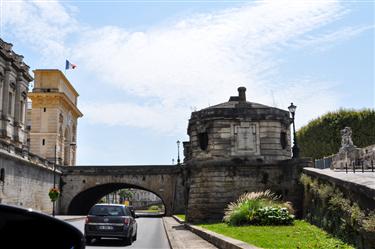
163, 217, 217, 249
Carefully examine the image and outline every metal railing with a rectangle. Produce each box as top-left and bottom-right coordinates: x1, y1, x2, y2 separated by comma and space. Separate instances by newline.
342, 160, 374, 173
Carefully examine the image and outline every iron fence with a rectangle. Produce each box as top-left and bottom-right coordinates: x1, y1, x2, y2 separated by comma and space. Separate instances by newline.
314, 156, 334, 169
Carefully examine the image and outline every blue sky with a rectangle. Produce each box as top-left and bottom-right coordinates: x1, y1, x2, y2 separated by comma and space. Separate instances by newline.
1, 0, 374, 165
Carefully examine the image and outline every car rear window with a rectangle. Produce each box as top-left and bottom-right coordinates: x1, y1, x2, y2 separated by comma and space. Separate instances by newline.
89, 206, 125, 216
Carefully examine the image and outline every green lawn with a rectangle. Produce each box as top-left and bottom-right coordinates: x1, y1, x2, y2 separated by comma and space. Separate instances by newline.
175, 214, 186, 221
199, 220, 354, 249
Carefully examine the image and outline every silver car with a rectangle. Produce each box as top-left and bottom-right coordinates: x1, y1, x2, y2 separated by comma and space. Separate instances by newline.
84, 204, 137, 245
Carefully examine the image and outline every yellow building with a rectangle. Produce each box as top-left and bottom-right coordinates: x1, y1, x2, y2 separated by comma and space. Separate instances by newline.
28, 69, 83, 166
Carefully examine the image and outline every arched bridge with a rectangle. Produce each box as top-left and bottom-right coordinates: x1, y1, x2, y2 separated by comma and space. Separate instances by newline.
58, 165, 184, 215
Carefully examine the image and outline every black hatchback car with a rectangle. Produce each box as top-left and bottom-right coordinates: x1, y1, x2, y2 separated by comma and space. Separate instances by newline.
84, 204, 137, 245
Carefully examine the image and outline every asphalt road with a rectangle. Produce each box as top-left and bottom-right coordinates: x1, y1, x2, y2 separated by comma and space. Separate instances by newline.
69, 217, 170, 249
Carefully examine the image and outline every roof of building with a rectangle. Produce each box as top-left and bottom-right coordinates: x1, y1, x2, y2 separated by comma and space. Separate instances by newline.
188, 87, 292, 130
201, 87, 281, 111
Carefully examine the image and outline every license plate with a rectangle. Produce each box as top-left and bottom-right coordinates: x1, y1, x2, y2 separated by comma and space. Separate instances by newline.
99, 225, 113, 230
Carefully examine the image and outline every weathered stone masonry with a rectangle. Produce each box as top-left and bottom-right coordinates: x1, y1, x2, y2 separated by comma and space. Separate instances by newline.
302, 168, 375, 249
0, 150, 61, 213
184, 158, 312, 223
184, 87, 311, 222
59, 166, 184, 215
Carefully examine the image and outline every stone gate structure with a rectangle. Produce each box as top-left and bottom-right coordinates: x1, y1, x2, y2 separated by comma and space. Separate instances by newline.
183, 87, 311, 222
59, 165, 184, 215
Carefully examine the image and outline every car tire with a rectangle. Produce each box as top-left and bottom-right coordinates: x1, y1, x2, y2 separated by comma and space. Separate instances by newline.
125, 233, 133, 245
133, 231, 137, 241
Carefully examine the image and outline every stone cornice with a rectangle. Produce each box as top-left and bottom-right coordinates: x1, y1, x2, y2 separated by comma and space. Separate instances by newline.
28, 92, 83, 118
0, 38, 33, 82
33, 69, 79, 97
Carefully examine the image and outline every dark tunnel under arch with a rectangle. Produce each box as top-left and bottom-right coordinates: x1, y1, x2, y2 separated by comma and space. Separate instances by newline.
67, 183, 167, 215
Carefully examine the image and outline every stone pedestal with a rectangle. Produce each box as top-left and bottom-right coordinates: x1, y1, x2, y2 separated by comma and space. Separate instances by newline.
332, 146, 360, 170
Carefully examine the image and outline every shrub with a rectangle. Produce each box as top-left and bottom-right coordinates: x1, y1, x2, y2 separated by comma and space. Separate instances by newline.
297, 109, 375, 159
148, 205, 160, 211
223, 190, 294, 226
253, 207, 294, 225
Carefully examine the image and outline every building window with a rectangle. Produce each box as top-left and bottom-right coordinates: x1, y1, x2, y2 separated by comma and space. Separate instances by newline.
8, 92, 12, 115
42, 139, 45, 146
280, 132, 287, 149
20, 100, 24, 123
0, 168, 5, 182
43, 107, 46, 112
198, 132, 208, 151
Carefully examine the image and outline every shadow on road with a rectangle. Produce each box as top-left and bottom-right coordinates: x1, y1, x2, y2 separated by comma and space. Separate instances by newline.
135, 212, 165, 218
172, 224, 186, 230
87, 238, 129, 247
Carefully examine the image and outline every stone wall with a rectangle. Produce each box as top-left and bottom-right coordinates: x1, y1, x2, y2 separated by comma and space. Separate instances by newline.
0, 150, 60, 213
188, 120, 291, 163
302, 168, 375, 249
184, 158, 312, 223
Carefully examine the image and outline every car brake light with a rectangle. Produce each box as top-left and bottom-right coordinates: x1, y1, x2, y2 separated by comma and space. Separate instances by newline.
85, 217, 90, 224
123, 218, 130, 225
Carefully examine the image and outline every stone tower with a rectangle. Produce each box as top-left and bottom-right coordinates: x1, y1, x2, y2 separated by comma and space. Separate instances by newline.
28, 70, 83, 166
185, 87, 292, 163
183, 87, 311, 223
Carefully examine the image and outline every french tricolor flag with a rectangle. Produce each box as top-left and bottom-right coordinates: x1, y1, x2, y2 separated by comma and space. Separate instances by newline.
65, 60, 77, 70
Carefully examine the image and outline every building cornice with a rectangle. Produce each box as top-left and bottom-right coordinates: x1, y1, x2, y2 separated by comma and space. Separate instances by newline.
0, 38, 33, 82
28, 92, 83, 118
33, 69, 79, 97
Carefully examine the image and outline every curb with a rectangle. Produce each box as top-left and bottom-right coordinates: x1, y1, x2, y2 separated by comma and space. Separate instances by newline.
162, 217, 178, 249
172, 215, 260, 249
173, 215, 185, 224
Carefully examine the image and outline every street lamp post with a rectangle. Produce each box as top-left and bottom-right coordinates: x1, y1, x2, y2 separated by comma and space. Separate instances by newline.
288, 103, 299, 158
52, 144, 57, 217
176, 140, 181, 165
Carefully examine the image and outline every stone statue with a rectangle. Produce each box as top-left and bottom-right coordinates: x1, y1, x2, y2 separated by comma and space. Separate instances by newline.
340, 127, 354, 150
332, 126, 358, 169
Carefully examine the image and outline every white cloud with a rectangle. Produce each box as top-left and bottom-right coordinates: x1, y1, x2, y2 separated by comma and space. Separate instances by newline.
81, 102, 188, 133
292, 25, 374, 52
2, 0, 366, 134
2, 0, 78, 61
73, 0, 346, 132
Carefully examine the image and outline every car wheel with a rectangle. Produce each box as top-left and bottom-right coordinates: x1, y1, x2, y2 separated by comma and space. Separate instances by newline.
124, 233, 133, 245
133, 231, 137, 241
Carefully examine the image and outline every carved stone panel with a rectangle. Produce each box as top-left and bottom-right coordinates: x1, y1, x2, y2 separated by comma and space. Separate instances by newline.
233, 122, 260, 155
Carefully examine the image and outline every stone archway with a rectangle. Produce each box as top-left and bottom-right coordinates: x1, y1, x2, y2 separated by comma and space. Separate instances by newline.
67, 183, 167, 215
58, 165, 185, 216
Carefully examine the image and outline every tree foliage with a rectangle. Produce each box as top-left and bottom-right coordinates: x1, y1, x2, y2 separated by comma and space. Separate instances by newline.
297, 109, 375, 159
118, 189, 134, 201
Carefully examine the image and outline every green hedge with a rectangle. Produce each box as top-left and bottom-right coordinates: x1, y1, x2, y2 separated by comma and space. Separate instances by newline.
297, 109, 375, 159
